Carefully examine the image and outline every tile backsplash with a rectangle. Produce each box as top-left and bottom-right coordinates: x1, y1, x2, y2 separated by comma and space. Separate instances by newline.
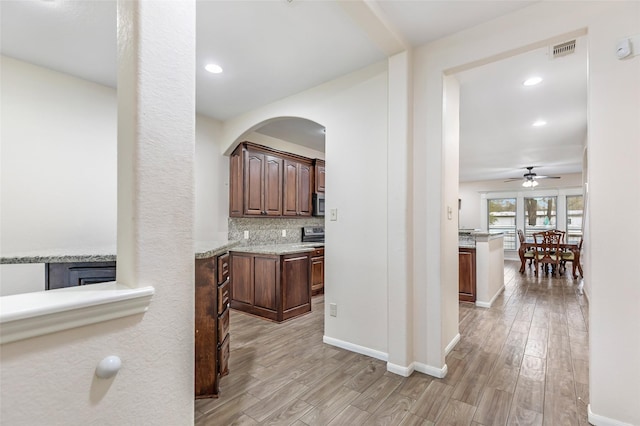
229, 217, 325, 245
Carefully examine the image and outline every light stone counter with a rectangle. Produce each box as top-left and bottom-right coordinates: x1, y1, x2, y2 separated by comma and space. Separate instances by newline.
231, 242, 324, 256
1, 240, 242, 264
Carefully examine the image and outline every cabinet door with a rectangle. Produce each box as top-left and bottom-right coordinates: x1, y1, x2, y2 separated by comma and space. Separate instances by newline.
282, 254, 310, 312
229, 149, 244, 217
283, 160, 299, 216
297, 163, 312, 216
231, 254, 253, 305
244, 151, 265, 216
314, 160, 325, 193
284, 160, 312, 216
459, 249, 476, 302
254, 256, 278, 311
264, 155, 283, 216
311, 255, 324, 294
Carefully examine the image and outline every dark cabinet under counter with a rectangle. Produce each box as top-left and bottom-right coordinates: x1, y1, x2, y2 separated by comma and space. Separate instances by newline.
46, 261, 116, 290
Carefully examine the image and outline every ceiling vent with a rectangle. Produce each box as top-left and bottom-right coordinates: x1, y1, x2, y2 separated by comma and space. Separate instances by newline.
551, 40, 576, 58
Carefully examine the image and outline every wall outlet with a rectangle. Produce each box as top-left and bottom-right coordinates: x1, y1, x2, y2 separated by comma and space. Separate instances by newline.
244, 230, 249, 239
330, 208, 338, 221
282, 229, 286, 237
329, 303, 337, 317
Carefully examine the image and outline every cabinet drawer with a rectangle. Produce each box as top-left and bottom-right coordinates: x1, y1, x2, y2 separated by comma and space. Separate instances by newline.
218, 306, 230, 345
217, 279, 230, 313
218, 253, 230, 285
218, 334, 230, 378
312, 248, 324, 257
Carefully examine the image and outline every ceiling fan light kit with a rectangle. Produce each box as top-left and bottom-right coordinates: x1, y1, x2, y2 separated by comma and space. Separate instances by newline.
504, 166, 561, 187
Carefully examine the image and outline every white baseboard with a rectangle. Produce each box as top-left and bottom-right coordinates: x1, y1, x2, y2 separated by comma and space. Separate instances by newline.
588, 405, 633, 426
387, 362, 415, 377
413, 362, 448, 378
476, 285, 505, 308
322, 335, 388, 362
445, 333, 460, 355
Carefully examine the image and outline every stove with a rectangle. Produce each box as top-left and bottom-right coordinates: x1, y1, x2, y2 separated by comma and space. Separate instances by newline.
301, 226, 325, 243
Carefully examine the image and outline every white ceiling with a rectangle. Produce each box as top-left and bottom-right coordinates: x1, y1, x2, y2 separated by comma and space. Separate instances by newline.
1, 0, 586, 182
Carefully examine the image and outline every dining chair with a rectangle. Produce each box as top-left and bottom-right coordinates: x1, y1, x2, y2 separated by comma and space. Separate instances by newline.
561, 236, 584, 278
533, 230, 562, 276
518, 229, 534, 268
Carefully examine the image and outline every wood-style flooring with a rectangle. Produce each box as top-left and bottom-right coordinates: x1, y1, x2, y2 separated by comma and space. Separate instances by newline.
195, 260, 589, 425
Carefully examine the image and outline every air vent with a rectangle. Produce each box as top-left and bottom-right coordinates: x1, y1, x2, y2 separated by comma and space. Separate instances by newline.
551, 40, 576, 58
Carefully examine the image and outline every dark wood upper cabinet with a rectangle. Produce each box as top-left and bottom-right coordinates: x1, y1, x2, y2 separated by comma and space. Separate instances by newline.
314, 159, 325, 193
230, 142, 317, 218
241, 150, 283, 217
283, 160, 312, 217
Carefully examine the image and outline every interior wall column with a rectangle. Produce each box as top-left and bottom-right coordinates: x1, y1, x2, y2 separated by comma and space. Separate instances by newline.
116, 1, 196, 422
386, 50, 414, 375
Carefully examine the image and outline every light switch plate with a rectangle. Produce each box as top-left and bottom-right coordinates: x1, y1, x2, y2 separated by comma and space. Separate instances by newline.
244, 231, 249, 239
330, 209, 337, 221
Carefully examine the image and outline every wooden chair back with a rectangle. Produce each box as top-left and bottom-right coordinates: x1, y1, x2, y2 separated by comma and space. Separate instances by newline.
533, 230, 562, 275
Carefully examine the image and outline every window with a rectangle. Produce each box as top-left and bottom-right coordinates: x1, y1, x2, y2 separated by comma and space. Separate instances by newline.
566, 195, 584, 243
524, 196, 557, 238
488, 198, 516, 249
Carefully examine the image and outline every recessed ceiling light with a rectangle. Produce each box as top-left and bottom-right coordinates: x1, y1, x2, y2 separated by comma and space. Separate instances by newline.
532, 120, 547, 127
205, 64, 223, 74
523, 76, 543, 86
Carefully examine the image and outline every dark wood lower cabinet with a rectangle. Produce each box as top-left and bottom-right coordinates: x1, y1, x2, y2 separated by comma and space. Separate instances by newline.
310, 248, 324, 296
46, 261, 116, 290
230, 250, 311, 322
459, 247, 476, 302
194, 252, 230, 399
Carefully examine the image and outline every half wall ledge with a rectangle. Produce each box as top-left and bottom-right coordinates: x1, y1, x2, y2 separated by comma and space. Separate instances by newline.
0, 282, 154, 344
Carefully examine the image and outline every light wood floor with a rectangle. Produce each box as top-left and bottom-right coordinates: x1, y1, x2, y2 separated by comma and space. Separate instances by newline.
195, 260, 589, 425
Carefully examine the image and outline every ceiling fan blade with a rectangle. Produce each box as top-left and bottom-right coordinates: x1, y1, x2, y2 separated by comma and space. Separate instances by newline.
533, 175, 561, 179
504, 178, 522, 182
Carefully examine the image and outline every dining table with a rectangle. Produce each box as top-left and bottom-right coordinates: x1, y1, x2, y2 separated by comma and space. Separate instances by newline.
518, 239, 583, 278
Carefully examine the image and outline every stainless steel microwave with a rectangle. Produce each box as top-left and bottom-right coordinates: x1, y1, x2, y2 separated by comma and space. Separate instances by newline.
312, 193, 325, 217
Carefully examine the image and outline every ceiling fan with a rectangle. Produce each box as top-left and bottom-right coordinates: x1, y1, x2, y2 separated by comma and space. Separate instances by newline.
504, 166, 561, 187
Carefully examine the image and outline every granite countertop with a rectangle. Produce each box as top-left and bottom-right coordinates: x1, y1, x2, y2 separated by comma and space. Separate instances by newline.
231, 242, 324, 255
1, 240, 242, 264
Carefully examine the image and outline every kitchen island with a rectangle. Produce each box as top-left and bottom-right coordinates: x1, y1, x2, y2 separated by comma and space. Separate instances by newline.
229, 242, 324, 323
458, 231, 504, 307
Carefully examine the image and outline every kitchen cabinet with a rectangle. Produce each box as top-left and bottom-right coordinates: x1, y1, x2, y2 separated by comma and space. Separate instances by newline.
230, 250, 311, 322
459, 247, 476, 302
283, 159, 312, 217
313, 159, 325, 193
230, 144, 283, 217
46, 261, 116, 290
229, 142, 321, 218
310, 247, 324, 295
195, 252, 230, 399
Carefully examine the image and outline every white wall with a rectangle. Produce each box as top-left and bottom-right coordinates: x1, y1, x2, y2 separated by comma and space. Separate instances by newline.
220, 62, 390, 356
0, 56, 117, 253
413, 2, 640, 424
195, 114, 229, 241
0, 57, 228, 256
243, 132, 325, 160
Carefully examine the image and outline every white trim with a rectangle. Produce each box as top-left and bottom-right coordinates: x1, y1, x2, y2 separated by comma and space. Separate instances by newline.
588, 405, 633, 426
414, 362, 448, 378
322, 335, 388, 362
387, 362, 415, 377
0, 282, 154, 344
445, 333, 461, 355
476, 284, 505, 308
